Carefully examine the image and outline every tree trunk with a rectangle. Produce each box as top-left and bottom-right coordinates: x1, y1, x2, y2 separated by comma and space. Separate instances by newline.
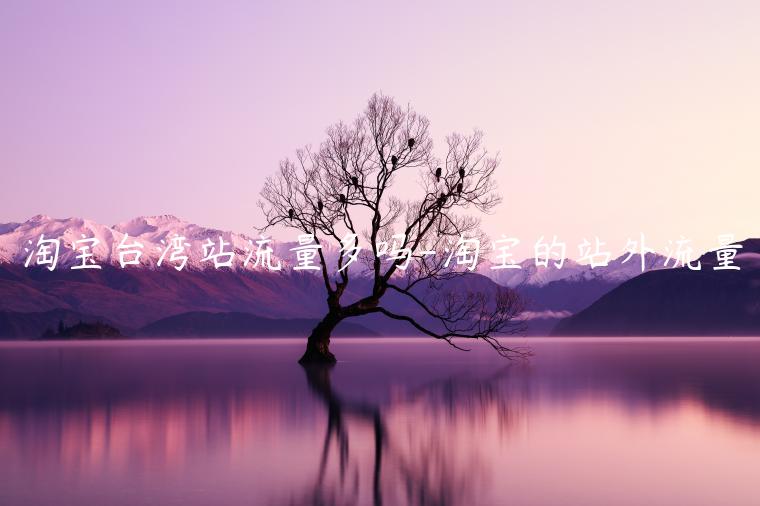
299, 312, 341, 364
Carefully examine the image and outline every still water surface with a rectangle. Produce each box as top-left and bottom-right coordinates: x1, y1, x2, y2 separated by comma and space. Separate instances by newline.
1, 337, 760, 506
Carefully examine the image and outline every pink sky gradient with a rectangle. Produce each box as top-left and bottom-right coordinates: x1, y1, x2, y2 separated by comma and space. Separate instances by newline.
1, 1, 759, 257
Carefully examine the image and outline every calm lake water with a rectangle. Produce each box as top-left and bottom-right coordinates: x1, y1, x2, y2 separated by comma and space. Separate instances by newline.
1, 337, 760, 506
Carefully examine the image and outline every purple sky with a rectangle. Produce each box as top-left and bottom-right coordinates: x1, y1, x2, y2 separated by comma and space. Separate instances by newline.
2, 0, 759, 256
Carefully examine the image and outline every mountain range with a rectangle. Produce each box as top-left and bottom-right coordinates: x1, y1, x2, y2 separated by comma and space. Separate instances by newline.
0, 214, 728, 338
2, 215, 664, 284
553, 239, 760, 336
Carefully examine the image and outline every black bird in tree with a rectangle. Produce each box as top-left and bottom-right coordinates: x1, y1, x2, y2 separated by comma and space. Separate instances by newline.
258, 93, 524, 364
459, 167, 465, 179
288, 208, 295, 220
391, 155, 398, 167
339, 193, 346, 204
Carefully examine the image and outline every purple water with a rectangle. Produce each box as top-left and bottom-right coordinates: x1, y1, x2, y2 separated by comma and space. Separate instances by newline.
1, 337, 759, 505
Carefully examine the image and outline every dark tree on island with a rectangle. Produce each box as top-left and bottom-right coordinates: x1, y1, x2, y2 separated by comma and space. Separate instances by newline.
259, 94, 525, 364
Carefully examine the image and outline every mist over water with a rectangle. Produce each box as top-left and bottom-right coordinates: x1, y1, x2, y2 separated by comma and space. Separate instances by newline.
1, 338, 759, 506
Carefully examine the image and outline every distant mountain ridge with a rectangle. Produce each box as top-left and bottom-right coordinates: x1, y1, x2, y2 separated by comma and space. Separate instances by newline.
138, 311, 377, 337
2, 215, 734, 339
0, 262, 508, 338
2, 215, 666, 286
553, 239, 760, 336
0, 214, 331, 272
0, 308, 120, 340
0, 263, 336, 331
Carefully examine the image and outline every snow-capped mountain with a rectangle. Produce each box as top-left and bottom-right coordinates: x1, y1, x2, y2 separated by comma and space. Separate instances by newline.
0, 215, 341, 272
0, 214, 684, 338
476, 252, 667, 288
476, 258, 585, 287
0, 215, 665, 285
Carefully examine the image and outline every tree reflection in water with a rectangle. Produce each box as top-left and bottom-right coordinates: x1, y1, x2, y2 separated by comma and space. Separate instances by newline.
287, 364, 521, 506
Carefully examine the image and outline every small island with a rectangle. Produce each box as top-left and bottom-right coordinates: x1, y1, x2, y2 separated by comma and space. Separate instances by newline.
41, 320, 123, 340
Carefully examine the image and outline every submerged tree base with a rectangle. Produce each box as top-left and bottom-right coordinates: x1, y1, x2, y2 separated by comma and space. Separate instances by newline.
298, 339, 338, 365
299, 314, 340, 364
298, 345, 337, 365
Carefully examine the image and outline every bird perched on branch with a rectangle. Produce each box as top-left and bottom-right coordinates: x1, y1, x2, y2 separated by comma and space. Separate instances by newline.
408, 138, 415, 150
435, 167, 442, 181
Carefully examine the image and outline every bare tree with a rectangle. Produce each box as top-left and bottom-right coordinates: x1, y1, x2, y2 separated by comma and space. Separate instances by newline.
259, 93, 525, 363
